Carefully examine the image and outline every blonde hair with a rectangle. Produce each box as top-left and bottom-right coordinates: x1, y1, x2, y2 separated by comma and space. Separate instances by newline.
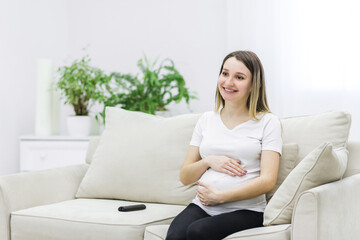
215, 51, 270, 120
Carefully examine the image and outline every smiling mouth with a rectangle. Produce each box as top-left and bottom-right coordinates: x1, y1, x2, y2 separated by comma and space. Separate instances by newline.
223, 87, 237, 93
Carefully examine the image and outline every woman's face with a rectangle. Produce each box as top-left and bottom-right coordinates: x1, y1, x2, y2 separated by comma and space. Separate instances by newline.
218, 57, 252, 105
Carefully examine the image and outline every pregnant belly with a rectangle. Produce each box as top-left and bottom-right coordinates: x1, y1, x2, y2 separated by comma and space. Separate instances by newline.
199, 169, 248, 191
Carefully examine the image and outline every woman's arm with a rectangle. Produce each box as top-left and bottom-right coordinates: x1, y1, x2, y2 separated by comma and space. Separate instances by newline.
197, 150, 280, 206
180, 146, 248, 186
179, 146, 208, 185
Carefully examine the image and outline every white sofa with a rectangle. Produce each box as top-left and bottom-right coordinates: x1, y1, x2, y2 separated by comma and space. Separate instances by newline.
1, 108, 359, 240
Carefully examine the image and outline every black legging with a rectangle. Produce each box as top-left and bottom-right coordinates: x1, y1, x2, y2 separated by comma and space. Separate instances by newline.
165, 203, 263, 240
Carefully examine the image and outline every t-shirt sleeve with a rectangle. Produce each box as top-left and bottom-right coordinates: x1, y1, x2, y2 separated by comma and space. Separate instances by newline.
189, 112, 207, 147
262, 114, 283, 155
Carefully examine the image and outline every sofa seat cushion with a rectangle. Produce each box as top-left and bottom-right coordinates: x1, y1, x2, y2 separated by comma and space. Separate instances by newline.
144, 224, 291, 240
10, 199, 185, 240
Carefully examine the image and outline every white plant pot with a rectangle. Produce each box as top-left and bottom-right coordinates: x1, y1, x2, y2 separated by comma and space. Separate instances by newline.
67, 115, 91, 137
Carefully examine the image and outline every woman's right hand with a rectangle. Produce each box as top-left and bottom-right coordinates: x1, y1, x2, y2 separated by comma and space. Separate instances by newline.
204, 156, 247, 177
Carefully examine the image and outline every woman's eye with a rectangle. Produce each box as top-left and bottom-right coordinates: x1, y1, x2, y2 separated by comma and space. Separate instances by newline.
222, 72, 228, 76
236, 76, 244, 80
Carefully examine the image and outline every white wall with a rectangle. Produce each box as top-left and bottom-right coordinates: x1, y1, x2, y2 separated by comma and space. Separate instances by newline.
1, 0, 359, 175
226, 0, 360, 140
0, 0, 69, 175
63, 0, 227, 119
0, 0, 227, 175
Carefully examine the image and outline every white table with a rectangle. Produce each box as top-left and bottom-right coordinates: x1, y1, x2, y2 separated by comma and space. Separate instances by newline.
19, 135, 93, 172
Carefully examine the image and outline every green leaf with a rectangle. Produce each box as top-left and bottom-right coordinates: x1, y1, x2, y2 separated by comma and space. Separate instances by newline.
92, 54, 198, 122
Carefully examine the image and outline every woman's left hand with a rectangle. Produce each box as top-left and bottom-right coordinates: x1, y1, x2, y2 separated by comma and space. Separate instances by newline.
196, 181, 224, 206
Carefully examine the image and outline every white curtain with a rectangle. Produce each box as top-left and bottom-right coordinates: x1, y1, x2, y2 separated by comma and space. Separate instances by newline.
226, 0, 360, 140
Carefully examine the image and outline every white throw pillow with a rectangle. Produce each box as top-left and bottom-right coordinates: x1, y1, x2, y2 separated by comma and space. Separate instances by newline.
263, 142, 348, 225
266, 143, 298, 202
85, 136, 101, 164
76, 107, 201, 205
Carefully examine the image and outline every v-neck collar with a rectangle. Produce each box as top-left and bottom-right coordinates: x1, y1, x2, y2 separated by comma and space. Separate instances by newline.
216, 111, 252, 131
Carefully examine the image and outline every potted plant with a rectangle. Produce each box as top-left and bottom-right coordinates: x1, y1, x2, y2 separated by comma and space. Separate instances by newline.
97, 55, 197, 124
56, 54, 111, 136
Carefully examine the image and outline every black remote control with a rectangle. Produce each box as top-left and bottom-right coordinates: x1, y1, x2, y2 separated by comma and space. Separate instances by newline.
118, 204, 146, 212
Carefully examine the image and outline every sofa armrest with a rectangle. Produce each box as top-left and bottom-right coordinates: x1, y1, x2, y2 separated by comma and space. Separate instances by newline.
0, 164, 88, 240
292, 173, 360, 240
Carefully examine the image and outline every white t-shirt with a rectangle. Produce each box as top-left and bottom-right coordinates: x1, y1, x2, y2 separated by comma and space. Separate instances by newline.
190, 110, 282, 216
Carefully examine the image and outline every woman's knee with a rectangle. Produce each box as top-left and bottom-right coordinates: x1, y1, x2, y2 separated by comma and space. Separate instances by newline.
165, 229, 186, 240
186, 222, 208, 240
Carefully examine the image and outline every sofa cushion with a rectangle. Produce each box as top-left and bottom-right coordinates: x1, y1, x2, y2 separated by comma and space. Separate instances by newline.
263, 142, 348, 225
85, 136, 101, 164
10, 199, 186, 240
144, 224, 291, 240
76, 107, 201, 205
280, 111, 351, 164
83, 111, 350, 179
343, 141, 360, 178
266, 143, 298, 201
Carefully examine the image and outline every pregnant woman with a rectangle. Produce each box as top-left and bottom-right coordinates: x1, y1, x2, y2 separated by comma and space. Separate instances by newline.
166, 50, 282, 240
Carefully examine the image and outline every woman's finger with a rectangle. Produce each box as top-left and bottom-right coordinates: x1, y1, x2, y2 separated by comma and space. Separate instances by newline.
224, 162, 244, 176
229, 161, 247, 175
223, 166, 237, 176
226, 163, 242, 176
222, 162, 245, 177
197, 181, 210, 189
222, 161, 237, 176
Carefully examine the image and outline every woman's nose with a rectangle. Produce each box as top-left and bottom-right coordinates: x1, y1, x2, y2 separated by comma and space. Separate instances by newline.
225, 76, 235, 85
